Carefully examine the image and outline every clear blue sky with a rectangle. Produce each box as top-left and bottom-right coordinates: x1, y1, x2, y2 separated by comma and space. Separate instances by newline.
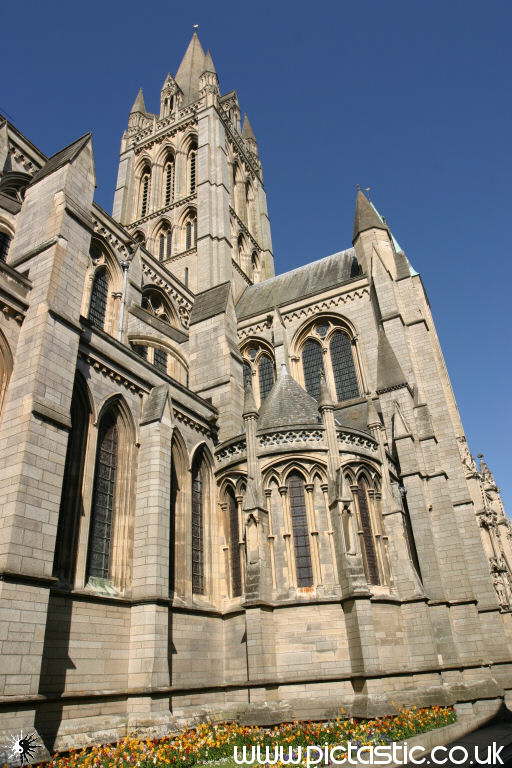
2, 0, 511, 507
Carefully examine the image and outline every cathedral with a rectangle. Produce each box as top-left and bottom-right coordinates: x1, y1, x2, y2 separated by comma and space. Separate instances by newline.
0, 31, 511, 752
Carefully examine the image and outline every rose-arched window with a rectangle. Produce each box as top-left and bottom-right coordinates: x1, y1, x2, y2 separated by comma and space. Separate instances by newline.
298, 318, 361, 403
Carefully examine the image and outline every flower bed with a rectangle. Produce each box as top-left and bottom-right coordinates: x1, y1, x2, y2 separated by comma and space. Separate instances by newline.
44, 706, 456, 768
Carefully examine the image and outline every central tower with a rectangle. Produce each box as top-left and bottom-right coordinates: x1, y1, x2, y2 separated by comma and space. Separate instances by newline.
113, 31, 274, 296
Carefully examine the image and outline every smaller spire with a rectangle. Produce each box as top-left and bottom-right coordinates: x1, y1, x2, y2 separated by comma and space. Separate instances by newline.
242, 114, 256, 140
318, 374, 334, 409
130, 87, 146, 114
376, 328, 408, 394
243, 382, 258, 419
367, 398, 382, 429
353, 189, 389, 243
203, 49, 217, 74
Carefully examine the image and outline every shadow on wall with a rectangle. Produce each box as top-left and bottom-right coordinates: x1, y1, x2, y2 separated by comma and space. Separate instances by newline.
34, 593, 75, 752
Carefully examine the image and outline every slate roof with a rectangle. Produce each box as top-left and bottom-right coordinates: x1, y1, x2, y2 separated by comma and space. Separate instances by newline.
334, 400, 373, 436
30, 133, 91, 185
258, 368, 320, 431
189, 282, 231, 325
236, 249, 359, 320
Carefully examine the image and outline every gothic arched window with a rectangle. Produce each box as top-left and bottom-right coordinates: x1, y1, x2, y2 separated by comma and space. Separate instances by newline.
141, 287, 175, 325
330, 331, 359, 401
185, 214, 197, 250
191, 449, 206, 594
0, 230, 12, 262
258, 354, 275, 401
88, 268, 109, 330
158, 224, 172, 261
302, 338, 324, 399
139, 166, 151, 217
227, 487, 242, 597
241, 342, 276, 406
164, 159, 175, 206
87, 411, 118, 580
153, 346, 168, 373
355, 475, 380, 586
288, 472, 313, 587
298, 318, 361, 403
188, 145, 197, 193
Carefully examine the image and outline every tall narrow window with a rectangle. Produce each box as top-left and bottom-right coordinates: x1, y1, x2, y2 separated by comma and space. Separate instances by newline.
185, 215, 197, 250
302, 338, 324, 399
0, 231, 11, 262
53, 378, 90, 583
188, 148, 197, 193
330, 331, 359, 401
258, 354, 275, 401
159, 227, 172, 261
227, 488, 242, 597
288, 473, 313, 587
87, 411, 118, 580
140, 168, 151, 217
153, 346, 168, 373
88, 268, 109, 330
356, 478, 380, 585
164, 160, 175, 206
132, 343, 147, 359
191, 451, 205, 594
169, 458, 178, 595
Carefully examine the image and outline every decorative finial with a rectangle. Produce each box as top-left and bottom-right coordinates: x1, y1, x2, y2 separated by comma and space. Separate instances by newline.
193, 24, 199, 30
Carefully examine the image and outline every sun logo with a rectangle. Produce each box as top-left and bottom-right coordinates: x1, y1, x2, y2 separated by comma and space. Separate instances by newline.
9, 732, 39, 765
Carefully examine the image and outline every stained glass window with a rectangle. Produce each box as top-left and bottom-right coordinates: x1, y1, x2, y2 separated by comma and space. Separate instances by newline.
191, 452, 204, 594
228, 488, 242, 597
87, 413, 118, 579
330, 331, 359, 401
88, 269, 109, 330
356, 478, 380, 585
258, 354, 275, 401
153, 347, 168, 373
132, 344, 147, 360
288, 472, 313, 587
0, 231, 11, 262
302, 338, 324, 399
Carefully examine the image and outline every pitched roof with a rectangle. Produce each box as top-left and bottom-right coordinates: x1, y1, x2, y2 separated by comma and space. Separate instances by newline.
175, 32, 206, 105
189, 282, 231, 325
352, 190, 389, 243
236, 248, 359, 321
130, 87, 146, 114
30, 133, 91, 185
258, 367, 320, 431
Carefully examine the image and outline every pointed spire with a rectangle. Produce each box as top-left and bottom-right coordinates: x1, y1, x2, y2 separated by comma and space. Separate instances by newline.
130, 87, 146, 114
376, 328, 408, 394
243, 381, 258, 419
352, 190, 389, 244
367, 398, 382, 430
203, 49, 217, 74
242, 114, 256, 140
175, 31, 206, 105
318, 373, 334, 410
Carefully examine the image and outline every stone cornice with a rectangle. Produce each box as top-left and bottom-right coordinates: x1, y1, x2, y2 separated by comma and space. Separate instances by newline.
141, 261, 193, 328
231, 258, 252, 285
131, 115, 198, 153
229, 206, 262, 251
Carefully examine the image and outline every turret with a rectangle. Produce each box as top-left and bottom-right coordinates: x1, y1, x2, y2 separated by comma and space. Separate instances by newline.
160, 73, 181, 118
242, 114, 258, 156
199, 50, 220, 98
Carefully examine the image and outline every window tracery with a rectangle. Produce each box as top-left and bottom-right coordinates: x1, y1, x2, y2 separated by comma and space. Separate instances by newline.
297, 318, 361, 402
139, 166, 151, 217
241, 341, 276, 406
88, 268, 109, 330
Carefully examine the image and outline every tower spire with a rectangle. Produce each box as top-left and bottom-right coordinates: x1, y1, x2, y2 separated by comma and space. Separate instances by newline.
352, 189, 389, 243
175, 31, 206, 105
